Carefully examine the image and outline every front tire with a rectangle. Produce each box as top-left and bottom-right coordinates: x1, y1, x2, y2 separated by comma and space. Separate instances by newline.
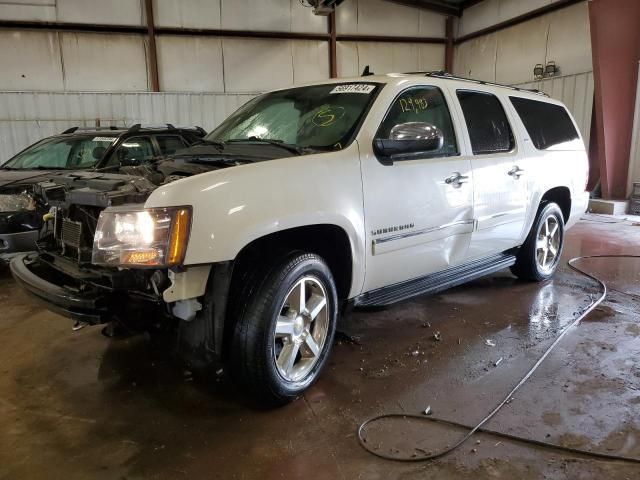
511, 202, 565, 282
229, 252, 337, 405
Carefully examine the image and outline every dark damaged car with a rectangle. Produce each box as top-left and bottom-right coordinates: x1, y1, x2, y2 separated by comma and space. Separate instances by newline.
0, 125, 205, 263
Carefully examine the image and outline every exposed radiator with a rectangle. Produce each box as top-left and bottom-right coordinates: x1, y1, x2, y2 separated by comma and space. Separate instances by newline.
61, 218, 82, 249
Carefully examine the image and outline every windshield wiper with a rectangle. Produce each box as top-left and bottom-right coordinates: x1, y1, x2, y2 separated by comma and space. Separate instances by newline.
189, 157, 252, 166
226, 137, 304, 155
31, 166, 71, 170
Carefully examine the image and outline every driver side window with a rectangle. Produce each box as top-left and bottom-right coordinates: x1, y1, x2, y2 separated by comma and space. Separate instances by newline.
378, 86, 458, 156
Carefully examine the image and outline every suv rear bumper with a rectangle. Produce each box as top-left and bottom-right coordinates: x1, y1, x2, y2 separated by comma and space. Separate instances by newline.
10, 253, 111, 324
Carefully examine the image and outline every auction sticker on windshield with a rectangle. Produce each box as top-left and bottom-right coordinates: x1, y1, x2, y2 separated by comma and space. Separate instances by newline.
92, 137, 117, 142
330, 84, 376, 94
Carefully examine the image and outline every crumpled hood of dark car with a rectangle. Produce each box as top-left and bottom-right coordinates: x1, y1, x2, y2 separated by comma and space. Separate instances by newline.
0, 169, 66, 191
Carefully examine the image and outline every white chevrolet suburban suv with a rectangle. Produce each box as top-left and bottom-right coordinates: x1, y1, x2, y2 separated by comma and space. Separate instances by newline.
11, 72, 589, 404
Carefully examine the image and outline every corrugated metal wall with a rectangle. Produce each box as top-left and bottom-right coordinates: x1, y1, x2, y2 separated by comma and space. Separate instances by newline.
0, 0, 448, 94
0, 91, 256, 161
513, 71, 594, 146
0, 0, 450, 159
454, 2, 591, 85
0, 72, 595, 162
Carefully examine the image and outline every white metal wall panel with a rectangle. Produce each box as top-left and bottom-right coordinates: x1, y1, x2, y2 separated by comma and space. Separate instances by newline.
453, 34, 498, 81
457, 0, 500, 38
336, 41, 359, 78
56, 0, 144, 25
223, 38, 293, 92
626, 63, 640, 196
418, 44, 446, 71
546, 2, 592, 75
289, 0, 327, 34
457, 0, 569, 38
0, 0, 55, 21
156, 36, 225, 92
219, 0, 325, 34
514, 71, 594, 146
494, 16, 548, 85
454, 1, 591, 84
336, 41, 444, 78
221, 0, 290, 32
0, 30, 64, 91
0, 91, 257, 161
60, 32, 149, 91
154, 0, 221, 29
292, 41, 330, 84
336, 0, 445, 38
419, 10, 446, 37
497, 0, 553, 25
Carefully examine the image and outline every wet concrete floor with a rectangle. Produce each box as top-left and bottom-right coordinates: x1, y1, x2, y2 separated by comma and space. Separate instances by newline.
0, 215, 639, 479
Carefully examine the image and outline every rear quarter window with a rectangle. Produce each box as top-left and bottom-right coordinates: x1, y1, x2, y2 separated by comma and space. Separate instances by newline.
509, 97, 580, 150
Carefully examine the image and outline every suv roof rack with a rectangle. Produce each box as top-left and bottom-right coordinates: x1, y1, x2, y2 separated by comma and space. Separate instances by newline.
404, 71, 549, 97
61, 126, 120, 134
127, 124, 206, 135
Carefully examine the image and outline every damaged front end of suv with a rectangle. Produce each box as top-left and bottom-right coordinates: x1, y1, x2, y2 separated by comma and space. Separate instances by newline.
11, 158, 246, 368
10, 172, 173, 328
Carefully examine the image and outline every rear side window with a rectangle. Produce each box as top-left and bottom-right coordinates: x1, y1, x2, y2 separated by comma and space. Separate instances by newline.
457, 90, 514, 155
115, 136, 155, 165
156, 135, 187, 155
509, 97, 579, 150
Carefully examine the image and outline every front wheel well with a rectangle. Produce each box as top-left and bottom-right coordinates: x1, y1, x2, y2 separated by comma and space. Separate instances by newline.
540, 187, 571, 224
220, 225, 353, 360
229, 224, 354, 303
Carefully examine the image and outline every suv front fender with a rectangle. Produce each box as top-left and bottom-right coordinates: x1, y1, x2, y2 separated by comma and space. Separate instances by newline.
145, 147, 366, 298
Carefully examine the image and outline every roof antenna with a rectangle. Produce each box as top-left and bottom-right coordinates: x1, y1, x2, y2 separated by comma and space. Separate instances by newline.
362, 65, 374, 77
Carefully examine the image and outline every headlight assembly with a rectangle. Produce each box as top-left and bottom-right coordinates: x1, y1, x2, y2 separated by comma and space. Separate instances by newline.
92, 206, 191, 267
0, 193, 36, 213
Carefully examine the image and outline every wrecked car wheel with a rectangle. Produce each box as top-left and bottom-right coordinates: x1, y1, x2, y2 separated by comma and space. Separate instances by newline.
511, 202, 565, 282
229, 252, 337, 405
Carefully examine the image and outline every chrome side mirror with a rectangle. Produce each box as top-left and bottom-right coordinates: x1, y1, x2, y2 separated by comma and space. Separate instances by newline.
373, 122, 444, 162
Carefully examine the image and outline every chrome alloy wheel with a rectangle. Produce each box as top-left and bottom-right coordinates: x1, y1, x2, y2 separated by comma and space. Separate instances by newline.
273, 276, 329, 382
536, 214, 561, 274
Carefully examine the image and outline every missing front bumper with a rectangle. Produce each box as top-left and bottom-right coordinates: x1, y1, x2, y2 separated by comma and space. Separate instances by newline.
10, 253, 113, 324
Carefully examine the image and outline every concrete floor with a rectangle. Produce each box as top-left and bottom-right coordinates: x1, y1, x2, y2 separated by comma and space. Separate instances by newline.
1, 215, 639, 480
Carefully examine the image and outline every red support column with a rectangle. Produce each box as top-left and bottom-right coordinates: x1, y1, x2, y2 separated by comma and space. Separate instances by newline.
589, 0, 640, 199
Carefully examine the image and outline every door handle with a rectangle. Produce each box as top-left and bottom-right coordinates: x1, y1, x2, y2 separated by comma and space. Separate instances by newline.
508, 166, 525, 178
445, 172, 469, 188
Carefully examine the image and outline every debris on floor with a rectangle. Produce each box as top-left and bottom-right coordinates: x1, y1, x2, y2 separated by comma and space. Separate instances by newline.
335, 331, 362, 346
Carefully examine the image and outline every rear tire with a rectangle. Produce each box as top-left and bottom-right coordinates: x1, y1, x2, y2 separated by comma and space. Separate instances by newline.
511, 202, 565, 282
228, 252, 337, 406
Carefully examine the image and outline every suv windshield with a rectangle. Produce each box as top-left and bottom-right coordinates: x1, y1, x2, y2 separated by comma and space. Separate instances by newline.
3, 135, 116, 170
207, 83, 380, 150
